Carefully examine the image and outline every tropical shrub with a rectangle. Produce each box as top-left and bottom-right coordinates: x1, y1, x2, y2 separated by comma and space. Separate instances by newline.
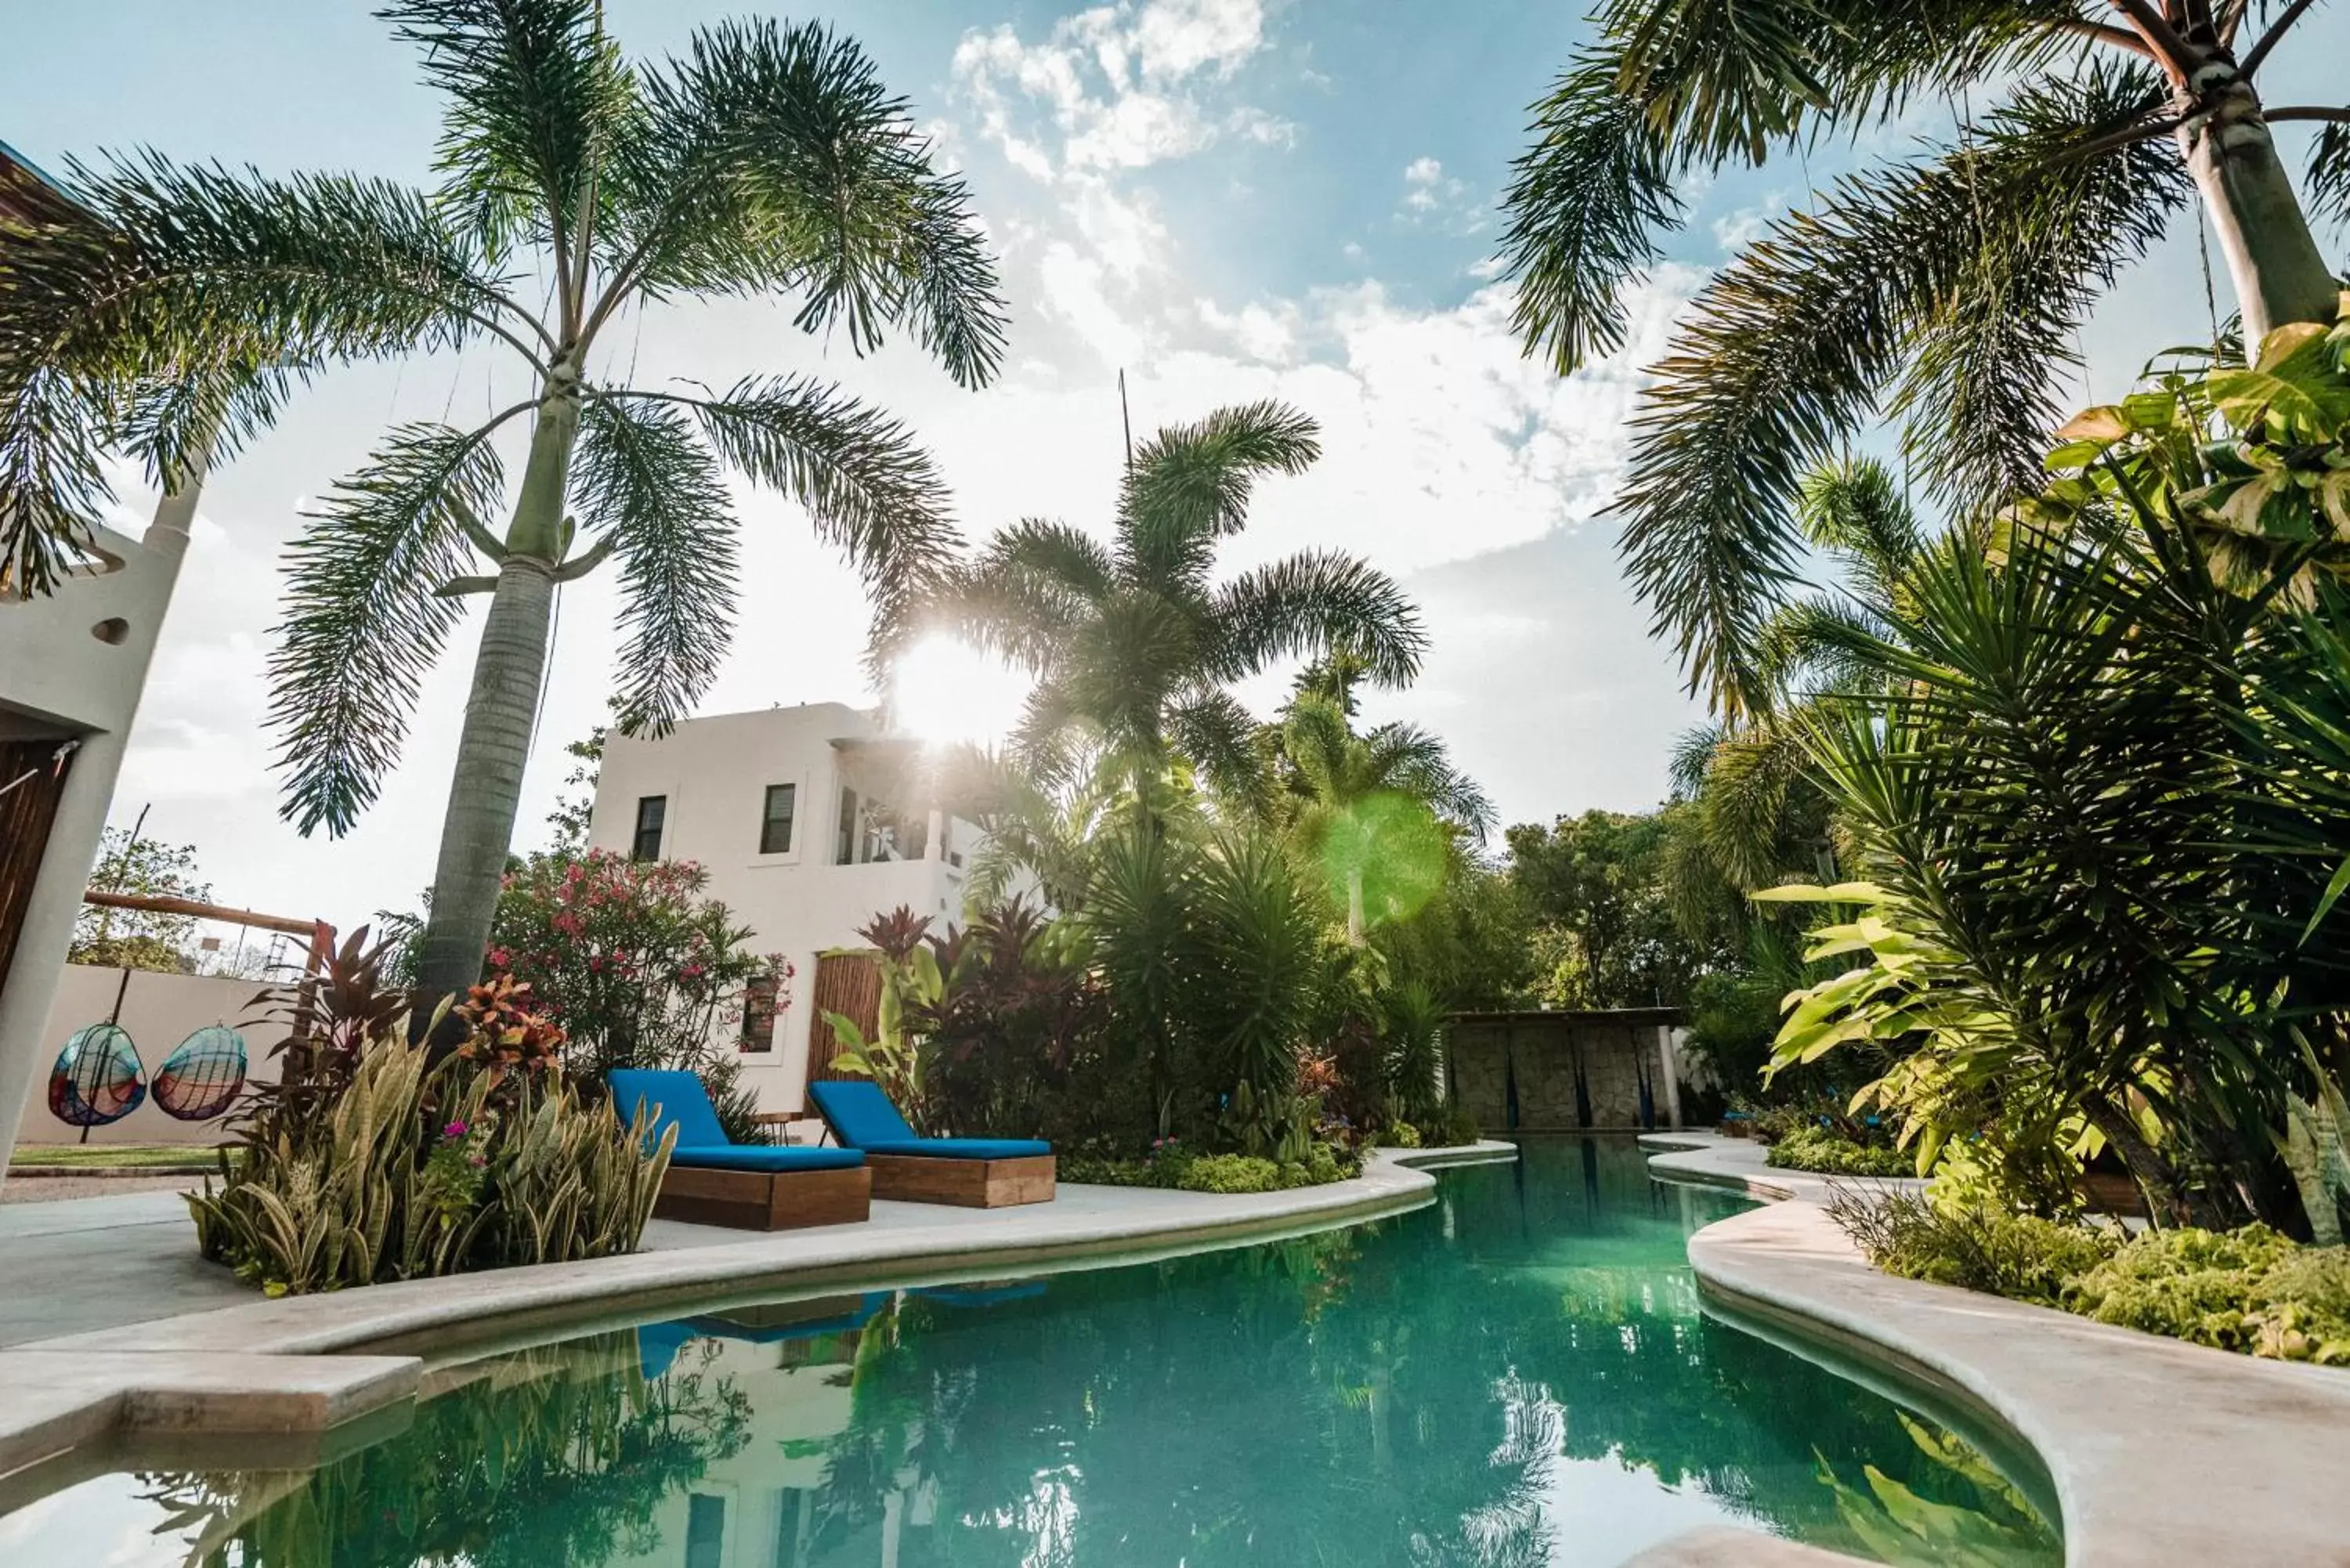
1827, 1189, 2118, 1310
1059, 1138, 1361, 1193
1766, 1125, 1913, 1179
1760, 311, 2350, 1234
486, 849, 774, 1142
189, 930, 672, 1295
1833, 1190, 2350, 1367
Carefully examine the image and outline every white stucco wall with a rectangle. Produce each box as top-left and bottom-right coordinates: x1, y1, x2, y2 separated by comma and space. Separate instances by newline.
587, 704, 981, 1114
16, 963, 287, 1147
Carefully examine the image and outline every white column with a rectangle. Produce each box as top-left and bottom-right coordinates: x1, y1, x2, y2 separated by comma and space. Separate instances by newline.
0, 479, 196, 1183
1656, 1023, 1684, 1129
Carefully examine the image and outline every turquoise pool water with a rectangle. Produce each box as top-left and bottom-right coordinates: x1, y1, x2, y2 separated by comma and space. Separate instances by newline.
0, 1138, 2057, 1566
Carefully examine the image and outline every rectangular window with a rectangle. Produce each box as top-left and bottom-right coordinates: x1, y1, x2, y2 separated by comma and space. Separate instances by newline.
836, 787, 859, 865
760, 782, 797, 854
739, 970, 779, 1053
685, 1493, 725, 1568
631, 795, 667, 862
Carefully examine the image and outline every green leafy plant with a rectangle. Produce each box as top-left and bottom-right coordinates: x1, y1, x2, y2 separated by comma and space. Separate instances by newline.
1826, 1188, 2118, 1309
1766, 1125, 1914, 1179
189, 934, 672, 1295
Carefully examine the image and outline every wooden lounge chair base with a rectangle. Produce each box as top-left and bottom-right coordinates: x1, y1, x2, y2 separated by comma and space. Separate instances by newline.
653, 1165, 873, 1231
867, 1153, 1056, 1208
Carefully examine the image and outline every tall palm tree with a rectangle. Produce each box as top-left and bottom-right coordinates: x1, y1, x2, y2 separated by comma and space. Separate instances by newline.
938, 400, 1426, 810
1497, 0, 2349, 714
5, 2, 1005, 1006
1274, 681, 1495, 945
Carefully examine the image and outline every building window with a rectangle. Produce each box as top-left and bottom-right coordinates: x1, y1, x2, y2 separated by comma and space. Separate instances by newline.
836, 786, 859, 865
631, 795, 667, 862
685, 1493, 726, 1568
739, 970, 779, 1053
759, 782, 796, 854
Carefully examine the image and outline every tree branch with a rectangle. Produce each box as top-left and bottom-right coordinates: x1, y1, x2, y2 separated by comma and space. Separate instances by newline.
2242, 0, 2323, 77
2052, 17, 2156, 56
2106, 0, 2200, 80
2051, 112, 2189, 164
2263, 105, 2350, 125
552, 532, 616, 581
434, 574, 501, 597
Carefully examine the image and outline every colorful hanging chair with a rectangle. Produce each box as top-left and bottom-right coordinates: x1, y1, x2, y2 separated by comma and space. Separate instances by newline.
154, 1025, 248, 1122
48, 1023, 146, 1127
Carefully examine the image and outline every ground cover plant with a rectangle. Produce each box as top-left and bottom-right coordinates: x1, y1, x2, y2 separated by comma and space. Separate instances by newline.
1831, 1187, 2350, 1366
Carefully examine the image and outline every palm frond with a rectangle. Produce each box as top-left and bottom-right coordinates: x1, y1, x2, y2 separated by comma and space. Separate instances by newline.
380, 0, 634, 269
1495, 52, 1683, 375
1615, 62, 2179, 714
1120, 399, 1319, 591
1498, 1, 2094, 374
611, 18, 1004, 385
649, 374, 958, 668
1668, 723, 1726, 800
1365, 721, 1498, 840
573, 398, 736, 735
1795, 458, 1922, 584
2308, 119, 2350, 232
1167, 688, 1270, 814
268, 421, 504, 836
1208, 550, 1426, 689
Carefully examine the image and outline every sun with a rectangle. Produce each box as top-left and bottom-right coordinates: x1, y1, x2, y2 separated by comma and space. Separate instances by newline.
888, 634, 1032, 746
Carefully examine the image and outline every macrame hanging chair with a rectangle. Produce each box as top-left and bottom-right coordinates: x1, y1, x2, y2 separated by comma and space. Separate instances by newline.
154, 1025, 248, 1122
48, 1023, 146, 1129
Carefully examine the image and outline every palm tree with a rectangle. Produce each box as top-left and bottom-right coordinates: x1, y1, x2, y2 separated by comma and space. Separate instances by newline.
6, 2, 1005, 1006
1675, 460, 1926, 894
1273, 676, 1495, 945
937, 400, 1426, 813
1497, 0, 2349, 714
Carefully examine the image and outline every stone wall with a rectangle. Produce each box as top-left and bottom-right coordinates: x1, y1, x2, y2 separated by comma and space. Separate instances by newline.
1446, 1009, 1683, 1133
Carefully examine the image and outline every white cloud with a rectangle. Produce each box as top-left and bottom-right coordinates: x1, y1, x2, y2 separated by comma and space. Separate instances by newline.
1395, 154, 1482, 232
952, 0, 1287, 179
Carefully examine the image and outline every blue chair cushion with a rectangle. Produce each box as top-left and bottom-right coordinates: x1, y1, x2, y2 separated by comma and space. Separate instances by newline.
668, 1143, 866, 1173
609, 1069, 730, 1148
808, 1079, 920, 1147
861, 1137, 1052, 1161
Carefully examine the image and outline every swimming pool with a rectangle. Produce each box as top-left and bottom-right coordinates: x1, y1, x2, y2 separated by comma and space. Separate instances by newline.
0, 1137, 2057, 1566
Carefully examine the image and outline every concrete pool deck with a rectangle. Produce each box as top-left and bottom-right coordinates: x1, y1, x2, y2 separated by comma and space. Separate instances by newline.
1638, 1131, 2350, 1568
0, 1142, 1513, 1494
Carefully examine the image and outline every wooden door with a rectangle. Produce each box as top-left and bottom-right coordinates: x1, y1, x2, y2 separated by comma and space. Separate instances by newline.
0, 738, 74, 996
803, 950, 881, 1089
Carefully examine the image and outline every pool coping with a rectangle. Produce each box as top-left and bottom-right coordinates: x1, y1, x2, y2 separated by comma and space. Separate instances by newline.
1636, 1131, 2350, 1568
0, 1141, 1515, 1493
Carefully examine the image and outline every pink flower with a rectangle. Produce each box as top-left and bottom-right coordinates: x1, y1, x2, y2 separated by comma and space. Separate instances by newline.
443, 1120, 469, 1140
486, 947, 511, 968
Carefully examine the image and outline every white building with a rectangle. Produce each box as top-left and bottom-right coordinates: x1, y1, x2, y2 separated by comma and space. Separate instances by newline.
585, 703, 990, 1117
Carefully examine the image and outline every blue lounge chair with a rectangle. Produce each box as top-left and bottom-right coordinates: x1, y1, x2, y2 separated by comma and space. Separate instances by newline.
610, 1068, 870, 1230
806, 1080, 1056, 1207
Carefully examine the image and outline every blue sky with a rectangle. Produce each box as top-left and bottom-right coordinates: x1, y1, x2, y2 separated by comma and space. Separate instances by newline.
6, 1, 2348, 933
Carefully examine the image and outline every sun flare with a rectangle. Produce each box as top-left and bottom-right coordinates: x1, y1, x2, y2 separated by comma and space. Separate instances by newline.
888, 635, 1032, 747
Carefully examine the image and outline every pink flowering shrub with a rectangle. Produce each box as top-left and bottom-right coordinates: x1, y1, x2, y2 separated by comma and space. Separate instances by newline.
486, 852, 780, 1137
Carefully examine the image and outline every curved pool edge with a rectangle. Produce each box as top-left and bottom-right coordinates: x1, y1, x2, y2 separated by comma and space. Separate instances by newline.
0, 1142, 1516, 1495
1636, 1131, 2350, 1568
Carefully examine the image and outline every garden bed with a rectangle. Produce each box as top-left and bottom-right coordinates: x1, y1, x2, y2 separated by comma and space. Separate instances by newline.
1831, 1189, 2350, 1368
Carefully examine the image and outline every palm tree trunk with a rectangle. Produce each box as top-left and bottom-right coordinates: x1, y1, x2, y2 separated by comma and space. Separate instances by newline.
2177, 65, 2339, 349
411, 374, 580, 1013
1347, 869, 1366, 948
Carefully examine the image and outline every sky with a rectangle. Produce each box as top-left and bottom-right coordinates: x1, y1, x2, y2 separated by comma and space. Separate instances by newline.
6, 0, 2348, 936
